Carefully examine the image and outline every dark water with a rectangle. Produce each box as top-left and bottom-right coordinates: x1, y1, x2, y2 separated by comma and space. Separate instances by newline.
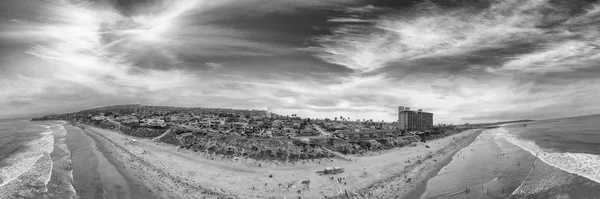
421, 114, 600, 199
510, 114, 600, 155
0, 119, 76, 199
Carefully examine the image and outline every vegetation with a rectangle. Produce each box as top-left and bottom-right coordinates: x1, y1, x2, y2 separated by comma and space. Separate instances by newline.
157, 127, 334, 161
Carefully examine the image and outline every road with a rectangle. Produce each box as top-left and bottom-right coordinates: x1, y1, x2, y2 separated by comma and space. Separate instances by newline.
312, 124, 332, 137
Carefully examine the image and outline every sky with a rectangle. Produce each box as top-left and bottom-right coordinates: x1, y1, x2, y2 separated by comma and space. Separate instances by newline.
2, 0, 600, 124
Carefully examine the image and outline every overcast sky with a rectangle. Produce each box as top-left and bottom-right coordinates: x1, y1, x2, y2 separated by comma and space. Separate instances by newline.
2, 0, 600, 123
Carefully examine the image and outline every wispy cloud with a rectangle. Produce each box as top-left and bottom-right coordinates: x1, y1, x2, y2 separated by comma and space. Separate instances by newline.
2, 0, 600, 123
306, 0, 600, 122
312, 0, 554, 72
498, 41, 600, 73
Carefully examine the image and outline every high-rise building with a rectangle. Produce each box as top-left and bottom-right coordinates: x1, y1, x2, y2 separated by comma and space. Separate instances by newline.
398, 106, 433, 131
266, 107, 272, 118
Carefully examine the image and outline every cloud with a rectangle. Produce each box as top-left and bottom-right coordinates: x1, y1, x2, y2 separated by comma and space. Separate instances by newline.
299, 0, 600, 123
3, 0, 600, 124
498, 41, 600, 73
327, 18, 373, 23
205, 62, 224, 70
310, 0, 582, 72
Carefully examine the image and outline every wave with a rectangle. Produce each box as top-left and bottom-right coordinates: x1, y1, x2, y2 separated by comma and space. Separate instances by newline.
510, 159, 536, 196
0, 152, 54, 198
494, 128, 600, 184
53, 125, 78, 198
29, 152, 54, 191
0, 129, 55, 188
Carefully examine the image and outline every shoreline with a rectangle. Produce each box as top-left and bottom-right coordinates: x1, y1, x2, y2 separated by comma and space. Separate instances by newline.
346, 129, 483, 198
66, 123, 483, 198
66, 124, 149, 199
406, 129, 483, 199
75, 124, 230, 199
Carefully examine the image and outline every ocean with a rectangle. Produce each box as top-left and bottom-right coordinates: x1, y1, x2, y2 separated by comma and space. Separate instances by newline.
421, 114, 600, 199
0, 119, 76, 198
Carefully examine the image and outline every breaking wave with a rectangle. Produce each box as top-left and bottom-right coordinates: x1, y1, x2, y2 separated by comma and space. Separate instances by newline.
0, 129, 55, 188
494, 128, 600, 184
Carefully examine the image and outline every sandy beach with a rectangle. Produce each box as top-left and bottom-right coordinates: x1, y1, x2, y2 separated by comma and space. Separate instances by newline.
67, 124, 481, 199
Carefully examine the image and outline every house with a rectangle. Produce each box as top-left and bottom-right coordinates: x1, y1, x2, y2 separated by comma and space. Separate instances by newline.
259, 129, 273, 138
298, 128, 317, 136
209, 120, 224, 128
245, 123, 261, 132
140, 118, 166, 127
92, 116, 107, 121
282, 127, 298, 137
198, 120, 210, 128
231, 122, 248, 129
116, 115, 138, 123
170, 114, 192, 123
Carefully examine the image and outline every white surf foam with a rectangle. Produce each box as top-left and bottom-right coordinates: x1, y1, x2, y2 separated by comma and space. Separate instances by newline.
493, 128, 600, 184
0, 152, 54, 198
0, 129, 55, 188
30, 153, 54, 191
52, 124, 78, 198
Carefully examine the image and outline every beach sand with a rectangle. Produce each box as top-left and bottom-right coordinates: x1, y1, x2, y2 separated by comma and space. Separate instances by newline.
352, 129, 482, 199
67, 124, 481, 199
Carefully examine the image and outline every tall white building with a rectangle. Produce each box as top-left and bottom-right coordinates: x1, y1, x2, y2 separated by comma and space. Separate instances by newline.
398, 106, 433, 131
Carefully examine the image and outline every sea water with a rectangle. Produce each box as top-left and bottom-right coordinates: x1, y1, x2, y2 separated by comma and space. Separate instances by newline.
0, 119, 77, 198
421, 114, 600, 199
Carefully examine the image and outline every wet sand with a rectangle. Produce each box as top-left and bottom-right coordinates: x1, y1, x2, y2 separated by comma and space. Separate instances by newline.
65, 125, 103, 199
66, 125, 154, 199
408, 130, 487, 199
422, 128, 600, 199
353, 129, 483, 199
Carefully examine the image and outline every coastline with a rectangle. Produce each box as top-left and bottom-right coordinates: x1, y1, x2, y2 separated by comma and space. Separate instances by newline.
72, 124, 229, 199
65, 123, 482, 198
349, 129, 483, 198
66, 124, 156, 199
406, 129, 483, 199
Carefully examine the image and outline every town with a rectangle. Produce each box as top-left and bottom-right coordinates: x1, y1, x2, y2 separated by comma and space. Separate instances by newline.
33, 104, 500, 162
45, 104, 460, 140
